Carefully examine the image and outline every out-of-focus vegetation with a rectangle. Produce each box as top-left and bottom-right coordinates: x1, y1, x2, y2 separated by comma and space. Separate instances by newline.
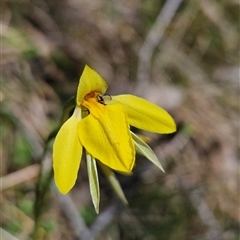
1, 0, 239, 239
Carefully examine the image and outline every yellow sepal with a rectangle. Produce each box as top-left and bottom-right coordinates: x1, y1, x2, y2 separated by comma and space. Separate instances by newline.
112, 94, 176, 134
53, 108, 83, 194
77, 102, 135, 173
76, 65, 108, 105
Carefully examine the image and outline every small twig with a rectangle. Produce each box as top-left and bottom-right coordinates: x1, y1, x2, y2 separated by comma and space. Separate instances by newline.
176, 172, 224, 240
199, 0, 237, 50
167, 136, 224, 240
157, 133, 223, 239
51, 183, 92, 239
0, 154, 52, 192
137, 0, 183, 83
80, 203, 118, 240
0, 164, 39, 191
0, 227, 21, 240
89, 204, 117, 239
157, 39, 210, 84
187, 189, 223, 240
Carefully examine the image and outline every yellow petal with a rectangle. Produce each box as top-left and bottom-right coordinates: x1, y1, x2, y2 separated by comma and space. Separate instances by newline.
77, 102, 135, 173
53, 107, 83, 194
112, 94, 176, 134
76, 65, 108, 105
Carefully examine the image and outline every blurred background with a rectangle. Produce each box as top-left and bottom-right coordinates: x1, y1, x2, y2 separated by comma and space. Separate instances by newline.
1, 0, 239, 239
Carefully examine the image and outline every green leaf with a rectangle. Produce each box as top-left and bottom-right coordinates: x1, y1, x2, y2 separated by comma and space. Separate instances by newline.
61, 96, 76, 124
86, 153, 100, 213
47, 97, 75, 144
46, 127, 60, 143
98, 162, 128, 205
131, 132, 165, 172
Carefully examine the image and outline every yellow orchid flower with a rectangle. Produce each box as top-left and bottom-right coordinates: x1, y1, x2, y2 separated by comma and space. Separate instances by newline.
53, 65, 176, 197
